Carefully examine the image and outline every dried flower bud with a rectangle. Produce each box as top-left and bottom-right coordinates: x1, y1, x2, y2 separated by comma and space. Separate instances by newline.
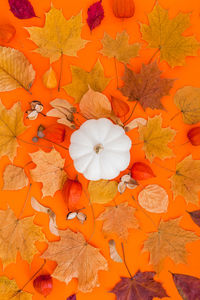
30, 101, 43, 112
26, 110, 38, 120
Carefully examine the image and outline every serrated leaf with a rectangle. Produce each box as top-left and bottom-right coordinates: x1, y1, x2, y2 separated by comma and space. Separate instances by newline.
88, 179, 118, 204
0, 276, 32, 300
3, 165, 28, 190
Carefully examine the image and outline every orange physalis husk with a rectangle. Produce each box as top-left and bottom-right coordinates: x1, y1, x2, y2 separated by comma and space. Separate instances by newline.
33, 274, 53, 297
111, 96, 130, 118
112, 0, 135, 18
131, 162, 155, 180
43, 124, 66, 144
62, 179, 83, 211
187, 127, 200, 146
0, 24, 16, 43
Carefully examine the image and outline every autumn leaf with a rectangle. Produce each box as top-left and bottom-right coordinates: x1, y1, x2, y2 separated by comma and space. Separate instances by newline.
88, 180, 118, 204
174, 86, 200, 124
97, 202, 138, 239
87, 0, 104, 31
9, 0, 36, 19
0, 208, 45, 268
43, 67, 57, 89
26, 7, 87, 63
100, 31, 140, 64
141, 4, 199, 67
63, 60, 110, 103
172, 273, 200, 300
0, 276, 32, 300
124, 117, 147, 132
139, 115, 175, 161
143, 218, 198, 272
120, 62, 174, 110
188, 210, 200, 227
0, 46, 35, 92
3, 165, 28, 190
111, 271, 168, 300
30, 149, 67, 197
138, 184, 169, 214
41, 229, 108, 292
0, 101, 26, 162
170, 155, 200, 204
108, 240, 122, 263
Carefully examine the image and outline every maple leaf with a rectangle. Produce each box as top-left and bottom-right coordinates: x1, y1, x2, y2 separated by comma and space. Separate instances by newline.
0, 101, 26, 162
138, 115, 175, 162
143, 218, 198, 272
97, 202, 138, 239
141, 4, 199, 67
170, 155, 200, 204
120, 62, 174, 110
174, 86, 200, 124
100, 31, 140, 64
3, 165, 28, 191
30, 149, 67, 197
0, 276, 32, 300
0, 208, 45, 268
41, 229, 108, 292
111, 271, 168, 300
63, 60, 110, 103
88, 180, 118, 204
26, 7, 87, 63
172, 272, 200, 300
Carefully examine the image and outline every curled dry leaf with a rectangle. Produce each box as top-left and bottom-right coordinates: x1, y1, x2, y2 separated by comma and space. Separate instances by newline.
41, 229, 108, 293
97, 202, 138, 239
138, 184, 169, 213
9, 0, 36, 19
88, 179, 118, 204
111, 96, 130, 118
87, 0, 104, 31
172, 272, 200, 300
131, 162, 155, 181
0, 46, 35, 92
124, 117, 147, 132
139, 115, 176, 162
3, 165, 28, 190
0, 24, 16, 44
0, 208, 45, 268
143, 218, 198, 272
43, 67, 57, 89
0, 276, 32, 300
30, 149, 67, 197
109, 240, 122, 263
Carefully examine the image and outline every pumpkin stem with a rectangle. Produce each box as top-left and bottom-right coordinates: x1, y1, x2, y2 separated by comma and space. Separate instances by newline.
94, 143, 104, 154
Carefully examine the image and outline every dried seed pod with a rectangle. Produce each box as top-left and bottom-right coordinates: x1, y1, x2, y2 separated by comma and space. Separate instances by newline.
43, 124, 66, 144
33, 274, 53, 297
187, 127, 200, 146
30, 101, 44, 113
63, 179, 83, 211
77, 212, 87, 224
0, 24, 16, 43
113, 0, 135, 18
26, 110, 38, 120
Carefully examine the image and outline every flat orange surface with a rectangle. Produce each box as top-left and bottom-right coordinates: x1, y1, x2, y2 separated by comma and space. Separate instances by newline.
0, 0, 200, 299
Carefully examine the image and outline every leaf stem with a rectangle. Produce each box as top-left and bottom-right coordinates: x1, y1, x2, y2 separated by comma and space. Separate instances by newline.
42, 137, 69, 151
114, 56, 119, 88
124, 101, 138, 125
148, 48, 160, 64
83, 187, 96, 243
170, 111, 181, 121
58, 52, 64, 92
17, 137, 53, 149
18, 183, 32, 219
152, 161, 175, 174
131, 141, 143, 146
121, 242, 133, 278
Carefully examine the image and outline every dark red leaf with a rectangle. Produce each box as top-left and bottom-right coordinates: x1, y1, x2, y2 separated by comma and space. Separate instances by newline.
111, 271, 168, 300
188, 210, 200, 227
8, 0, 36, 19
87, 0, 104, 31
131, 162, 155, 180
67, 295, 76, 300
172, 273, 200, 300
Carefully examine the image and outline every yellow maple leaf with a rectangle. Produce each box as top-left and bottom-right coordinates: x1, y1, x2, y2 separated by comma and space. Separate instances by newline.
88, 179, 118, 204
141, 4, 199, 67
170, 155, 200, 204
0, 276, 32, 300
63, 60, 110, 103
139, 115, 175, 162
26, 8, 87, 63
174, 86, 200, 124
30, 149, 67, 197
42, 229, 108, 292
0, 208, 45, 268
100, 31, 140, 64
143, 218, 198, 272
0, 101, 26, 162
3, 165, 28, 190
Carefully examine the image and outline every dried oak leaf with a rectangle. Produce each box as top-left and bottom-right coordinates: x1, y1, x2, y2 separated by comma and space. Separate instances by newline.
139, 115, 175, 162
0, 46, 35, 92
172, 272, 200, 300
170, 155, 200, 205
141, 4, 199, 67
88, 179, 118, 204
174, 86, 200, 124
3, 165, 28, 190
0, 101, 26, 162
64, 60, 110, 103
0, 276, 32, 300
0, 208, 45, 268
111, 271, 168, 300
100, 31, 140, 64
97, 202, 138, 239
120, 62, 174, 110
143, 218, 198, 272
26, 7, 87, 63
41, 229, 108, 293
30, 149, 67, 197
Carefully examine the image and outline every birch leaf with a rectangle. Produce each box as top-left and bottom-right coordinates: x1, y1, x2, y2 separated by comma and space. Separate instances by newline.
141, 4, 199, 67
88, 180, 118, 204
0, 101, 26, 162
0, 208, 45, 268
100, 31, 140, 64
3, 165, 28, 190
170, 155, 200, 204
63, 60, 110, 103
26, 8, 87, 63
0, 46, 35, 92
41, 229, 108, 292
0, 276, 32, 300
139, 115, 175, 162
30, 149, 67, 197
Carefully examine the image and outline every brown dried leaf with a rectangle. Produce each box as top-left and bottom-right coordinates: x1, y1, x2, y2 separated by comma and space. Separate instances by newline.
3, 165, 28, 190
124, 117, 147, 132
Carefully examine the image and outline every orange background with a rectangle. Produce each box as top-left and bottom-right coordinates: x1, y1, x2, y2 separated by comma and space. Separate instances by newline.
0, 0, 200, 299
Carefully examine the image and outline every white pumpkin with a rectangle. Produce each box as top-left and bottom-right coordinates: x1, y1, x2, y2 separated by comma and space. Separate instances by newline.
69, 118, 132, 180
